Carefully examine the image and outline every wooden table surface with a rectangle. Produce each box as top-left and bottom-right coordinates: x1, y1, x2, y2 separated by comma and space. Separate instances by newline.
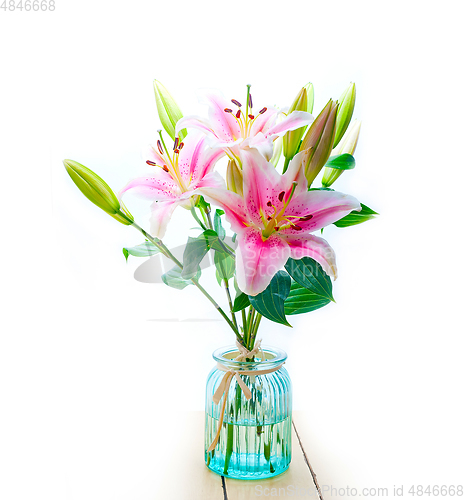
154, 412, 323, 500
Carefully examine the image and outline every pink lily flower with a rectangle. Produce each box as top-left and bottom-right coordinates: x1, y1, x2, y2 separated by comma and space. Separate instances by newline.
119, 134, 224, 238
201, 149, 361, 296
175, 90, 313, 162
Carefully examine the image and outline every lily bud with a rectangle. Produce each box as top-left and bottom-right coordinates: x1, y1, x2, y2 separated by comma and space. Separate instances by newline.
300, 99, 339, 186
333, 82, 356, 148
63, 159, 134, 225
304, 82, 314, 114
322, 120, 361, 187
283, 86, 309, 161
270, 135, 283, 168
226, 159, 243, 197
153, 80, 186, 142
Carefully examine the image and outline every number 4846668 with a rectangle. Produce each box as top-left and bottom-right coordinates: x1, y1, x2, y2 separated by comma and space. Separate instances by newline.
1, 0, 55, 10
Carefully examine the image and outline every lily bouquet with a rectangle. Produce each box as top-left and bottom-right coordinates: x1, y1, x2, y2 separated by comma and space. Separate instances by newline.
64, 80, 376, 479
64, 81, 375, 349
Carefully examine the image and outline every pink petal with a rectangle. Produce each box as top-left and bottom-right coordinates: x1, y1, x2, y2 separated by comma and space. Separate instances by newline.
236, 227, 290, 296
249, 107, 279, 136
265, 111, 313, 137
195, 171, 226, 191
145, 145, 167, 166
192, 146, 225, 182
176, 115, 217, 138
283, 233, 338, 279
282, 148, 311, 195
241, 133, 274, 161
177, 134, 207, 183
282, 190, 361, 233
149, 199, 180, 239
201, 91, 242, 142
200, 187, 248, 233
119, 172, 180, 201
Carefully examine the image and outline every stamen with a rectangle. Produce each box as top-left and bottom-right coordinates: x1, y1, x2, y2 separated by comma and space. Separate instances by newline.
248, 114, 254, 120
278, 191, 286, 202
162, 165, 169, 172
157, 140, 164, 155
300, 214, 313, 221
274, 226, 280, 231
259, 107, 267, 114
267, 216, 272, 221
231, 99, 242, 107
248, 93, 253, 108
146, 160, 157, 166
292, 225, 303, 231
224, 108, 233, 113
174, 149, 180, 154
179, 142, 184, 150
173, 137, 179, 150
267, 201, 272, 207
236, 109, 241, 119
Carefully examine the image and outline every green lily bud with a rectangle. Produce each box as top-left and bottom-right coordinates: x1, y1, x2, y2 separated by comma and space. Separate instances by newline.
304, 82, 314, 114
300, 99, 339, 186
283, 86, 308, 161
63, 159, 134, 225
322, 119, 361, 187
153, 80, 186, 142
333, 82, 356, 148
226, 159, 243, 197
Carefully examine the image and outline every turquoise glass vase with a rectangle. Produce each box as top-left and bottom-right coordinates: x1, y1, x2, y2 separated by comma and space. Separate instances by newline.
205, 345, 292, 479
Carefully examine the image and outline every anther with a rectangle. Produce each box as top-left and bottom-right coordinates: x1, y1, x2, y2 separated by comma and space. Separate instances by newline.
300, 214, 313, 221
278, 191, 286, 202
146, 160, 157, 166
274, 226, 280, 231
157, 140, 164, 155
267, 201, 272, 207
236, 110, 241, 119
179, 142, 184, 150
173, 137, 179, 150
231, 99, 242, 107
292, 224, 303, 231
174, 149, 180, 154
259, 107, 267, 114
248, 114, 254, 120
162, 165, 169, 172
267, 216, 272, 221
248, 93, 253, 108
224, 108, 233, 113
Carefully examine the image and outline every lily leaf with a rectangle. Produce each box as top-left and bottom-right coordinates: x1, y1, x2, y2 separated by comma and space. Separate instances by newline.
249, 271, 292, 327
284, 257, 334, 302
214, 210, 226, 240
181, 236, 210, 279
324, 153, 355, 170
214, 251, 235, 282
162, 266, 200, 290
334, 203, 378, 228
232, 292, 250, 313
122, 241, 160, 261
284, 281, 331, 315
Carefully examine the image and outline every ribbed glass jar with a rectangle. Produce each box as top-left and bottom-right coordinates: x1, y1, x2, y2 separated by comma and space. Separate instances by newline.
205, 345, 292, 479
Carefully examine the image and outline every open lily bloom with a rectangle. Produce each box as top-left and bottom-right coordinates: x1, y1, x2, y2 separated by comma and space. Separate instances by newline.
120, 134, 224, 238
176, 90, 314, 163
201, 149, 361, 296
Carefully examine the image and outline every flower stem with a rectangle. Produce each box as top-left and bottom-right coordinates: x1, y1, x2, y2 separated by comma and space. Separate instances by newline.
131, 221, 243, 344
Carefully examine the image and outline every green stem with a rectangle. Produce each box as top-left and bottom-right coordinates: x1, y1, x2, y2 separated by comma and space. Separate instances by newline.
249, 313, 262, 351
190, 204, 207, 231
131, 222, 243, 344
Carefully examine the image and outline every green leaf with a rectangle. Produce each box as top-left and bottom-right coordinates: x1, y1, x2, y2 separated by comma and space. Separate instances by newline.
324, 153, 355, 170
284, 257, 334, 302
214, 210, 226, 240
122, 241, 160, 261
181, 236, 210, 279
249, 271, 292, 327
333, 203, 378, 228
162, 266, 200, 290
232, 292, 250, 313
284, 281, 331, 315
200, 229, 228, 253
214, 251, 235, 281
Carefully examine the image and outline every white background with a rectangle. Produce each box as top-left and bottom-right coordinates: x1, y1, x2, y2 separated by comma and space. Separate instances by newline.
1, 1, 464, 499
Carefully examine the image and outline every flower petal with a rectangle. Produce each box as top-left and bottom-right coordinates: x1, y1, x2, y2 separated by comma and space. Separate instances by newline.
236, 227, 290, 296
282, 233, 338, 279
200, 91, 242, 142
149, 199, 179, 239
119, 172, 180, 201
249, 106, 279, 136
195, 171, 226, 191
177, 133, 207, 183
265, 110, 313, 137
176, 115, 217, 138
283, 190, 361, 233
200, 186, 248, 233
241, 133, 275, 161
